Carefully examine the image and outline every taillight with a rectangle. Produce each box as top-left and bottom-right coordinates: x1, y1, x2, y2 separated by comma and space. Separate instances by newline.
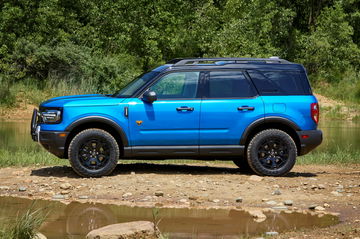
311, 103, 319, 124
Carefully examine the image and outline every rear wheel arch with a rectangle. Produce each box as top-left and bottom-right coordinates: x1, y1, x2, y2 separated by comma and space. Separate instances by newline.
64, 117, 127, 158
241, 117, 301, 155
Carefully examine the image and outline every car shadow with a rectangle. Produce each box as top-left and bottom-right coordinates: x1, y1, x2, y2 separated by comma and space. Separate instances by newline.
30, 162, 317, 178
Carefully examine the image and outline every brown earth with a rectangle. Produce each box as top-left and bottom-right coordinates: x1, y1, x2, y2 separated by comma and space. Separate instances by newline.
0, 163, 359, 238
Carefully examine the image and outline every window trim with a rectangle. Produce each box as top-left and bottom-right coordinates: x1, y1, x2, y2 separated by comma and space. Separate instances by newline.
202, 69, 259, 100
136, 70, 205, 101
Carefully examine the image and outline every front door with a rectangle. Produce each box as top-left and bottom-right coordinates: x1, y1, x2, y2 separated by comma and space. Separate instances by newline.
128, 71, 202, 147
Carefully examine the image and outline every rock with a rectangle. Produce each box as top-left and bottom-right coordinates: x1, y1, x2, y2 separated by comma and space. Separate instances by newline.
179, 199, 188, 203
248, 210, 266, 222
323, 203, 330, 208
272, 206, 288, 210
308, 205, 317, 210
0, 186, 10, 190
265, 231, 279, 236
78, 195, 89, 200
249, 175, 263, 182
212, 199, 220, 203
130, 171, 136, 175
188, 196, 198, 201
61, 190, 70, 195
86, 221, 156, 239
318, 184, 326, 189
315, 206, 325, 211
154, 191, 164, 197
35, 232, 47, 239
235, 197, 243, 203
122, 192, 133, 198
331, 191, 343, 196
52, 194, 65, 200
18, 186, 27, 192
272, 189, 281, 195
265, 200, 277, 205
60, 183, 72, 190
283, 200, 293, 206
262, 198, 269, 202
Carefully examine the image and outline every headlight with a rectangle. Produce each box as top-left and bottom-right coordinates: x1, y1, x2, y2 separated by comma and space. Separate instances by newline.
40, 108, 62, 124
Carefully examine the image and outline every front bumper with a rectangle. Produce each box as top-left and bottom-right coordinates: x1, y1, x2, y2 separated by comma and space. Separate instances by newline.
38, 131, 68, 158
297, 130, 323, 155
31, 109, 68, 158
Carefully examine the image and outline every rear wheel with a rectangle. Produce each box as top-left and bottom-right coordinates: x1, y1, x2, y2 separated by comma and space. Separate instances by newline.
232, 158, 252, 172
247, 129, 297, 176
68, 129, 119, 177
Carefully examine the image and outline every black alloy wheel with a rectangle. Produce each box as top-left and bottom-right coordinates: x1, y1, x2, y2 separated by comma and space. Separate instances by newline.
247, 129, 297, 176
68, 129, 119, 177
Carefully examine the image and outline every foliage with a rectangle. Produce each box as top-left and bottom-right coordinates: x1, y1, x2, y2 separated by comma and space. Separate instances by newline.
0, 205, 46, 239
0, 0, 359, 104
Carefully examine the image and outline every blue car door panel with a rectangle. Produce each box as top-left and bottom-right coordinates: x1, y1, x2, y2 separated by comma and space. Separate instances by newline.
127, 71, 202, 146
199, 71, 265, 145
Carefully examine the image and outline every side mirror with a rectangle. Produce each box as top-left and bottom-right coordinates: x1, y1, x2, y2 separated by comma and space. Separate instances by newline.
142, 91, 157, 103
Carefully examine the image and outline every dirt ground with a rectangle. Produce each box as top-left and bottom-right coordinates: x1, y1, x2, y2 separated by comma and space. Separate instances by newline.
0, 163, 359, 238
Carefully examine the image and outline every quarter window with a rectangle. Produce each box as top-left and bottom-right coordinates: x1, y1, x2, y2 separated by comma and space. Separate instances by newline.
149, 72, 200, 99
207, 71, 256, 98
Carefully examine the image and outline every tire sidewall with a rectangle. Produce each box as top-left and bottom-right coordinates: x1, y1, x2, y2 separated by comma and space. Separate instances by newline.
247, 129, 297, 176
68, 129, 119, 177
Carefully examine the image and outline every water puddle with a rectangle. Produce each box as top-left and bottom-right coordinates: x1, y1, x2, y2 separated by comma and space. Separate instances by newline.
0, 196, 339, 238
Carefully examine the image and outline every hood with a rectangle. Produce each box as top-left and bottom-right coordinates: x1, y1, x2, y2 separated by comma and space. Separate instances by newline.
40, 94, 126, 108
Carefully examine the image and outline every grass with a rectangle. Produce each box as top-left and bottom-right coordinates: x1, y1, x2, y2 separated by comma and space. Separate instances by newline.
0, 205, 46, 239
298, 147, 360, 165
0, 148, 67, 168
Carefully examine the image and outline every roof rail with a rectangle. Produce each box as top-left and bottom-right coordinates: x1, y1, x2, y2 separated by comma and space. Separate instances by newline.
165, 58, 184, 64
172, 57, 289, 66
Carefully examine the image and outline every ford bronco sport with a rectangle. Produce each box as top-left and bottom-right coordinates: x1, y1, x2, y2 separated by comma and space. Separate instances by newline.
31, 57, 322, 177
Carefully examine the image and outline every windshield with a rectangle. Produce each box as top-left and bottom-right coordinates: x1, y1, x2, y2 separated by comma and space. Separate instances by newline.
113, 71, 160, 98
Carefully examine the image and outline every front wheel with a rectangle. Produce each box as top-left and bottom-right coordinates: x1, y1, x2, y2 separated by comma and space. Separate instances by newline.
247, 129, 297, 176
68, 129, 119, 177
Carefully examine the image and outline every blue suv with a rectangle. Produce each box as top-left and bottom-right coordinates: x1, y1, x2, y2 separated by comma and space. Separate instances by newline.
31, 57, 322, 177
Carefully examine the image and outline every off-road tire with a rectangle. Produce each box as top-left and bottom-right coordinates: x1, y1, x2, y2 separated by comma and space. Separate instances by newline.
233, 158, 252, 172
247, 129, 297, 176
68, 128, 119, 177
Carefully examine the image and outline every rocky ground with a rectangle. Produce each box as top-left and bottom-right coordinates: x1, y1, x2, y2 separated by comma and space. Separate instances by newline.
0, 163, 359, 238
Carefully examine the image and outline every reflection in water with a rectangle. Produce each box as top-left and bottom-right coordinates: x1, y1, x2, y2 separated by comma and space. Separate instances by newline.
0, 196, 338, 239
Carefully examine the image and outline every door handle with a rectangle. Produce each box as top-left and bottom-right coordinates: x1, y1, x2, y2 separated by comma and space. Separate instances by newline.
238, 106, 255, 111
176, 106, 194, 111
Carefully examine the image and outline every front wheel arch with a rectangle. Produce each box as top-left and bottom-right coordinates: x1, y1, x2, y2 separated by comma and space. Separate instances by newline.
64, 121, 126, 159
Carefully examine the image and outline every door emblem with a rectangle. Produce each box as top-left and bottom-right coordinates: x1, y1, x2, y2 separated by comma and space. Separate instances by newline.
136, 120, 143, 126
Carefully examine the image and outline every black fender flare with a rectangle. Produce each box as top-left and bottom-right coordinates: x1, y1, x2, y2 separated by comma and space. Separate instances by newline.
65, 116, 129, 146
240, 116, 301, 145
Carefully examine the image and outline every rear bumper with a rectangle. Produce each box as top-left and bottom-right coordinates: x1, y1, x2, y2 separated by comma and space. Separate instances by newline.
297, 130, 323, 155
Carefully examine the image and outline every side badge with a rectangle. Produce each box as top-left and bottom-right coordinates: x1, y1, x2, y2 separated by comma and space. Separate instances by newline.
136, 120, 143, 126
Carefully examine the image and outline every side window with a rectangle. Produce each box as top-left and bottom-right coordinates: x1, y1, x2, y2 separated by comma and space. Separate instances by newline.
248, 70, 312, 95
207, 71, 256, 98
149, 72, 200, 99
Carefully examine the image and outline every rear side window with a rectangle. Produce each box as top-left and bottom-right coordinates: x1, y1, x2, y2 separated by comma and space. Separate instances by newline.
248, 70, 312, 95
207, 71, 257, 98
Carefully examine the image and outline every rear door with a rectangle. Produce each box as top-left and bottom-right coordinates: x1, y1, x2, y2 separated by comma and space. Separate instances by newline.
199, 70, 265, 147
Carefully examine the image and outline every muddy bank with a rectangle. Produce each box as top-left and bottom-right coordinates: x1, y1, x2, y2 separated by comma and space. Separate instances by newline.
0, 163, 359, 238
